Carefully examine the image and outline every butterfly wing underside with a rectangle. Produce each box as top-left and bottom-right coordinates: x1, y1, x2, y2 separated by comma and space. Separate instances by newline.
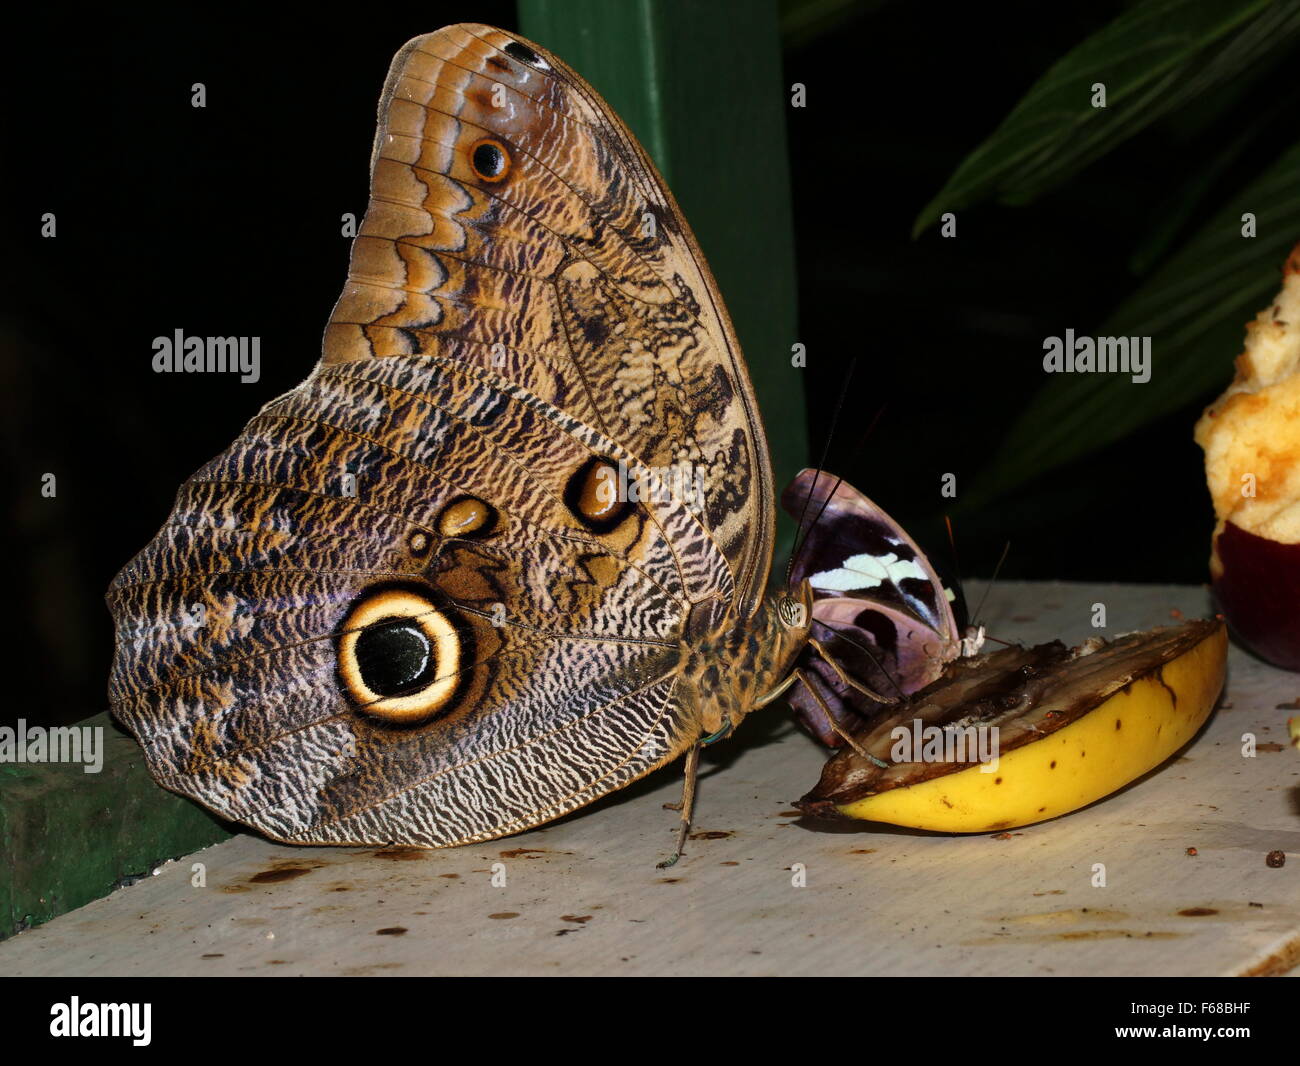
107, 24, 775, 847
782, 468, 961, 746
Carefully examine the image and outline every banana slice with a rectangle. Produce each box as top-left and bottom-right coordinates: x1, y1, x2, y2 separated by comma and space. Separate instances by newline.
797, 619, 1227, 832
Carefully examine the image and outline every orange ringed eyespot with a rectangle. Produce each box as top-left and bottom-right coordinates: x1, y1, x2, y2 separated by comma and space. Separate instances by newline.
564, 457, 629, 532
336, 587, 463, 724
470, 138, 510, 182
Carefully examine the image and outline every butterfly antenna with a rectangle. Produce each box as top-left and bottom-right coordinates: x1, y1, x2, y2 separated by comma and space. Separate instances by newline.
789, 472, 845, 579
971, 540, 1011, 630
943, 514, 967, 596
786, 359, 857, 586
787, 399, 887, 588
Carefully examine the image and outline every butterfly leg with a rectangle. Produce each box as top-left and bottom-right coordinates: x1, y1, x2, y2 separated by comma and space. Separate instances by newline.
794, 667, 890, 769
807, 637, 892, 704
656, 742, 702, 869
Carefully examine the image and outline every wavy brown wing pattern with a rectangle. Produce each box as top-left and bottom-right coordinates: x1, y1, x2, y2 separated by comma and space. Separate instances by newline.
329, 24, 773, 593
106, 25, 776, 847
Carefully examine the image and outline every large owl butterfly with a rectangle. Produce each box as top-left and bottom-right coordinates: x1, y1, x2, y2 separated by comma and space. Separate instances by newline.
106, 24, 920, 861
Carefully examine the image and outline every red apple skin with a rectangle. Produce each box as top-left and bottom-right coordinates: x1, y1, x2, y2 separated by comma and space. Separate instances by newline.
1212, 520, 1300, 672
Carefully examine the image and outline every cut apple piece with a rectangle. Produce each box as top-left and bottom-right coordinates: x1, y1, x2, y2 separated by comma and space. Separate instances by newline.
1212, 521, 1300, 671
797, 619, 1227, 832
1195, 242, 1300, 671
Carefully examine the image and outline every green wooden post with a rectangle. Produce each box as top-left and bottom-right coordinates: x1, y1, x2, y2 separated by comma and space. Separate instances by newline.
0, 713, 231, 940
519, 0, 807, 566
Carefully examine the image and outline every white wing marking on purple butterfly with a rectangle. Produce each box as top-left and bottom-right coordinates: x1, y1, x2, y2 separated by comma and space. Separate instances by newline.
807, 552, 930, 593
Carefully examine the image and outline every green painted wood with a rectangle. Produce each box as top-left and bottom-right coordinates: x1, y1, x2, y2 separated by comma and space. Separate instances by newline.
519, 0, 807, 567
0, 712, 231, 941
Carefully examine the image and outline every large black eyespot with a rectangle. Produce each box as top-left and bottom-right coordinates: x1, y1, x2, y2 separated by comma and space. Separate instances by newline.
336, 587, 466, 724
470, 139, 510, 182
353, 619, 434, 697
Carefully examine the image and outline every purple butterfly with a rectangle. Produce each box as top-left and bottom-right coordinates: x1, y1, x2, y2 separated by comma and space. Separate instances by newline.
781, 468, 984, 747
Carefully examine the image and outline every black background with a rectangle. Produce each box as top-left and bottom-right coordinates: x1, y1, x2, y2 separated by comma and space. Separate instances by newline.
6, 975, 1293, 1047
4, 1, 1295, 726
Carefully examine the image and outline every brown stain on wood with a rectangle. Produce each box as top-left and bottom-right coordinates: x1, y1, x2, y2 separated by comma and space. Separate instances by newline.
561, 914, 593, 924
375, 926, 408, 935
371, 848, 428, 861
962, 929, 1182, 947
1000, 907, 1128, 926
249, 866, 314, 884
487, 912, 519, 919
499, 848, 548, 858
688, 830, 733, 840
1057, 930, 1181, 941
1177, 907, 1219, 917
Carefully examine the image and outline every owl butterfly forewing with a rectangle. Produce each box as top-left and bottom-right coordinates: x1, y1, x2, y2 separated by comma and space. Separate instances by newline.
106, 24, 809, 849
781, 469, 971, 747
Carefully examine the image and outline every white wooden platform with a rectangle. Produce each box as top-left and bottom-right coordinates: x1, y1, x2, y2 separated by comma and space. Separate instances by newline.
2, 582, 1296, 976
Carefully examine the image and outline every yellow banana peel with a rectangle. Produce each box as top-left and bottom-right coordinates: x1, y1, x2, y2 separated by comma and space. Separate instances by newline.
799, 620, 1227, 833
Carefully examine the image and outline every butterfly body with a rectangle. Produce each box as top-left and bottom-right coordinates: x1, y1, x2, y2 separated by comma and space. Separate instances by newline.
677, 584, 813, 738
107, 25, 806, 850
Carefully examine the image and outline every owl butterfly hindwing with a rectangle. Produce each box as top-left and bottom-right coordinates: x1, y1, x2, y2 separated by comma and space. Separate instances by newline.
106, 24, 810, 849
782, 469, 981, 747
